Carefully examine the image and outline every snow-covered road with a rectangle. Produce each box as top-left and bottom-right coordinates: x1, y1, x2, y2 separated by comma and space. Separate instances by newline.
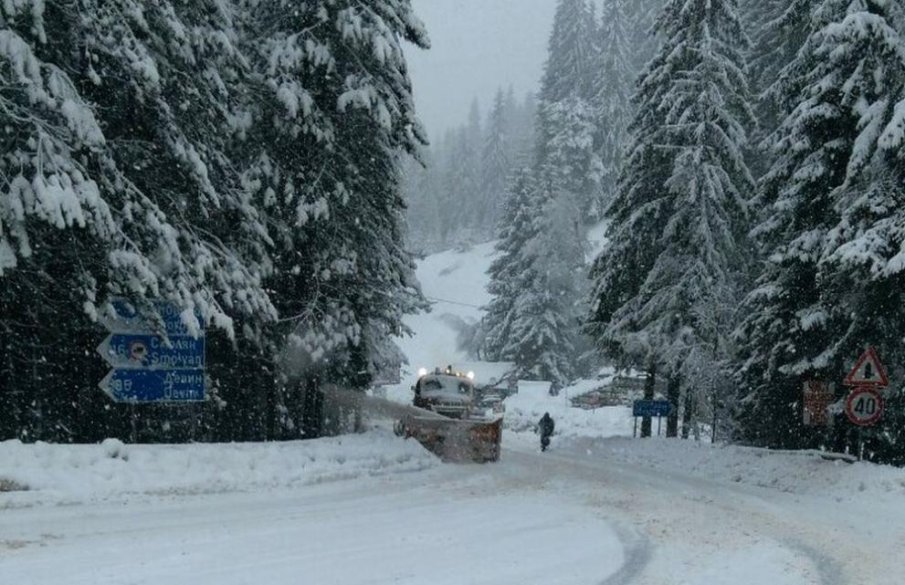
5, 435, 901, 585
1, 448, 622, 585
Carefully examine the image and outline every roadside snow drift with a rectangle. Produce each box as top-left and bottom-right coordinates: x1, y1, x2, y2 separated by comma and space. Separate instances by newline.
0, 430, 436, 506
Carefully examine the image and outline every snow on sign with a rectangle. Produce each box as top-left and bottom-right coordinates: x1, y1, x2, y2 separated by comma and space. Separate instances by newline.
845, 387, 884, 427
843, 347, 889, 387
103, 298, 202, 337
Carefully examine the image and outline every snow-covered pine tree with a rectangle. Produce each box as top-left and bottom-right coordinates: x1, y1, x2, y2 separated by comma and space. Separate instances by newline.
734, 0, 905, 450
804, 0, 905, 459
0, 0, 116, 439
504, 167, 586, 384
744, 0, 816, 98
540, 0, 597, 105
461, 98, 485, 235
588, 0, 755, 436
402, 151, 443, 253
402, 87, 539, 252
485, 0, 598, 384
742, 0, 818, 177
543, 94, 601, 220
0, 0, 279, 441
625, 0, 667, 72
482, 168, 539, 361
536, 0, 596, 170
77, 0, 275, 329
508, 90, 538, 167
592, 0, 635, 208
440, 125, 481, 245
239, 0, 428, 433
479, 89, 511, 237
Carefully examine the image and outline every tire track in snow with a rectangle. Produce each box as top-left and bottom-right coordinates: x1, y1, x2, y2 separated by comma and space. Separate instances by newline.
501, 444, 849, 585
597, 525, 651, 585
781, 541, 847, 585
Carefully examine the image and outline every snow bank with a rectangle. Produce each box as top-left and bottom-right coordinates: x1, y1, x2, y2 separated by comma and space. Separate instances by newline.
583, 436, 905, 501
0, 430, 437, 506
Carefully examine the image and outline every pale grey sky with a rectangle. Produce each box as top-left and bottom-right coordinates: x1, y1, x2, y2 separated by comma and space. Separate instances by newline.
405, 0, 557, 141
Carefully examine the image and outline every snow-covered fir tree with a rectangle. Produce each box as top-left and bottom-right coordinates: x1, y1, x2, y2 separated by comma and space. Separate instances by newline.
625, 0, 667, 72
742, 0, 819, 176
479, 89, 512, 234
588, 0, 755, 436
540, 0, 597, 105
508, 90, 538, 166
504, 168, 587, 384
734, 0, 905, 450
485, 0, 600, 383
482, 168, 540, 362
0, 0, 429, 442
0, 0, 282, 441
592, 0, 635, 207
542, 94, 602, 219
536, 0, 597, 180
240, 0, 427, 394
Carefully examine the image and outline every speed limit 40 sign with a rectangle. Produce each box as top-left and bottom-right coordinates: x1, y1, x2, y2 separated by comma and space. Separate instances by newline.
845, 387, 884, 426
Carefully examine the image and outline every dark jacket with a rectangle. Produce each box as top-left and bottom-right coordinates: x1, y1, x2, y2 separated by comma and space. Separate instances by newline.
538, 413, 555, 437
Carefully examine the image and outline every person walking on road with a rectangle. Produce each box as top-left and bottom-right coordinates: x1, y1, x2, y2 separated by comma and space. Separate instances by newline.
538, 412, 555, 452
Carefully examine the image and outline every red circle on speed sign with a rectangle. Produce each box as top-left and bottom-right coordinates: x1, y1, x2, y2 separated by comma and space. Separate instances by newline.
845, 387, 884, 426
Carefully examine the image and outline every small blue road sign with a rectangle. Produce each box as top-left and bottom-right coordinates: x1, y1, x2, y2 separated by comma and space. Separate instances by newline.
97, 334, 205, 369
99, 369, 205, 403
632, 400, 672, 418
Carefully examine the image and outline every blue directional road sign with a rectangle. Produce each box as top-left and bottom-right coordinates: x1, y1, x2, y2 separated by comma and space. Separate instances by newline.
98, 297, 206, 403
97, 334, 205, 370
99, 369, 205, 403
632, 399, 672, 418
104, 298, 201, 337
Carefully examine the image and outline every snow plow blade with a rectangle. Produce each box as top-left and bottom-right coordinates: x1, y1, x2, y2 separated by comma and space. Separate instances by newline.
395, 416, 502, 463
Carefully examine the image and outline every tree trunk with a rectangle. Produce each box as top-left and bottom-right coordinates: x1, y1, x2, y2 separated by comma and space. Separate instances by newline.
681, 387, 693, 439
641, 362, 656, 438
666, 375, 681, 438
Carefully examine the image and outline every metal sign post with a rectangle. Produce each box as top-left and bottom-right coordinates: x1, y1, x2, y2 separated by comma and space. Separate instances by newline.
632, 400, 672, 438
843, 347, 889, 460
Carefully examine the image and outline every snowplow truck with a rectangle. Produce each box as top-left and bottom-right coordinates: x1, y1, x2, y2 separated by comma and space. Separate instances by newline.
394, 368, 502, 463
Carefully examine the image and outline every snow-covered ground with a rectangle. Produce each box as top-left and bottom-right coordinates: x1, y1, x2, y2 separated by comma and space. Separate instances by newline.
5, 425, 905, 585
4, 236, 905, 584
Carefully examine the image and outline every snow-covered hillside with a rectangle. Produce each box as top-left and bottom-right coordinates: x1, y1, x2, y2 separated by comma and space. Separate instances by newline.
393, 241, 499, 382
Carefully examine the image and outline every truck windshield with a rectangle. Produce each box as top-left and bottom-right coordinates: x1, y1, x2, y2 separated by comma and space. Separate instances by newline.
420, 375, 473, 395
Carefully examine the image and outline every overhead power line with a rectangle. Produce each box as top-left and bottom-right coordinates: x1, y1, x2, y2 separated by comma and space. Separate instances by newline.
425, 296, 483, 310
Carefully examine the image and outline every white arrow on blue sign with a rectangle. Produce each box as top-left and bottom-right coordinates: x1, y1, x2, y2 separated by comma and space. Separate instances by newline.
97, 334, 205, 370
99, 369, 205, 403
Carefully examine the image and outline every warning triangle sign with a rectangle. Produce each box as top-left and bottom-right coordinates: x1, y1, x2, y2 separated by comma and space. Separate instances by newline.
844, 347, 889, 387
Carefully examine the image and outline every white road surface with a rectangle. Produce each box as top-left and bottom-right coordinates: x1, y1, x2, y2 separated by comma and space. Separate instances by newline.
4, 435, 901, 585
